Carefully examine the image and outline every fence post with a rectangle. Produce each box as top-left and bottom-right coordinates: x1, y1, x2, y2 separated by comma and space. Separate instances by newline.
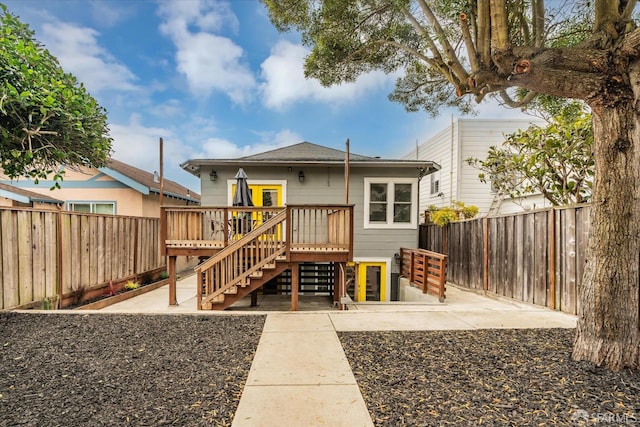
56, 211, 63, 305
483, 217, 489, 294
549, 209, 556, 310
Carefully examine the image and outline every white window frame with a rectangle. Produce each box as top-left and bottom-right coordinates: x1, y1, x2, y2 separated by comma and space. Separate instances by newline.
67, 201, 116, 215
430, 172, 440, 195
364, 177, 417, 229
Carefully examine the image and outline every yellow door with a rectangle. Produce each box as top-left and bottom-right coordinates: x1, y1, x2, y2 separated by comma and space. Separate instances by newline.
357, 262, 386, 302
231, 184, 283, 237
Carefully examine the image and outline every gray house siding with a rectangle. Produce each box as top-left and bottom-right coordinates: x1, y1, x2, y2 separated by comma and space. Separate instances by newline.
198, 164, 421, 267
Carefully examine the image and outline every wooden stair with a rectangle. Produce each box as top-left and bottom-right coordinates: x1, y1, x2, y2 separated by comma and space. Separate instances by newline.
196, 211, 289, 310
204, 259, 290, 310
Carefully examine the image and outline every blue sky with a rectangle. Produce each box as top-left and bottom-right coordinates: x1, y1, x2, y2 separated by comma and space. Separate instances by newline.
4, 0, 532, 192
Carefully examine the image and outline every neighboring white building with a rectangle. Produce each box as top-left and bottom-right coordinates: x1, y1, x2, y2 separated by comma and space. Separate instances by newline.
406, 118, 549, 218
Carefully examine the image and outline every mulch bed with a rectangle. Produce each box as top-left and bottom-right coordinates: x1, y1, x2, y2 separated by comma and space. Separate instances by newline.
339, 328, 640, 426
0, 313, 265, 427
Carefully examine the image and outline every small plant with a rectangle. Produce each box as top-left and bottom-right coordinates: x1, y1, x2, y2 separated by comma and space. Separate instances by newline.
70, 285, 87, 306
159, 271, 169, 280
124, 280, 140, 291
427, 201, 479, 227
41, 295, 59, 310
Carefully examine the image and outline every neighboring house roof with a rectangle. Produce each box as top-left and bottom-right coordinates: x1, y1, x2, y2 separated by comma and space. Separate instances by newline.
181, 141, 440, 176
0, 182, 63, 205
102, 159, 200, 204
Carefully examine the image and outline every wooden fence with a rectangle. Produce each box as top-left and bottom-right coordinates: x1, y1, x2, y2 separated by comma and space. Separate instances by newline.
419, 204, 591, 314
0, 207, 165, 309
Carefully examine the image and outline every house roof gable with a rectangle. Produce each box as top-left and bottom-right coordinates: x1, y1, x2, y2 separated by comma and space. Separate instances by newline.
103, 159, 200, 203
0, 182, 64, 204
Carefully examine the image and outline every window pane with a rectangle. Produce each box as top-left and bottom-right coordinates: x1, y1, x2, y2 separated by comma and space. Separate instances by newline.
70, 203, 91, 213
370, 183, 387, 202
395, 183, 411, 202
394, 204, 411, 223
369, 203, 387, 222
94, 203, 115, 214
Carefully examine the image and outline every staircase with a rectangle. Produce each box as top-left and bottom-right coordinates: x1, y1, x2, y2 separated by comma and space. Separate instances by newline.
196, 210, 289, 310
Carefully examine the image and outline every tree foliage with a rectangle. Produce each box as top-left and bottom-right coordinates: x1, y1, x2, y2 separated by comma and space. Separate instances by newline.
468, 108, 594, 206
0, 4, 111, 185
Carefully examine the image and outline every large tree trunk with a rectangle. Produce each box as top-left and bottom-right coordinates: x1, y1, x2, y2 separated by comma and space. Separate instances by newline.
572, 61, 640, 370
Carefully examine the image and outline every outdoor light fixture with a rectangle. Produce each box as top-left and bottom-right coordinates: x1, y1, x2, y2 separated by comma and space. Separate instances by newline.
298, 171, 305, 183
209, 170, 217, 182
394, 252, 401, 264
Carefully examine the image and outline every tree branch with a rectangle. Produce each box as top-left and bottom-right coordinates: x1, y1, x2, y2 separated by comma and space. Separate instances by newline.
416, 0, 469, 84
460, 13, 480, 72
498, 90, 538, 108
622, 0, 637, 21
489, 0, 510, 50
533, 0, 545, 47
477, 0, 491, 66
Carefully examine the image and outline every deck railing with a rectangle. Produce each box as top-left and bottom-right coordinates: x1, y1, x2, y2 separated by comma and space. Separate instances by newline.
161, 205, 354, 308
162, 206, 285, 252
400, 247, 447, 302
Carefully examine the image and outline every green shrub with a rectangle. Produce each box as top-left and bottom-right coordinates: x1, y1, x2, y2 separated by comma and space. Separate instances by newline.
124, 280, 140, 291
427, 201, 479, 227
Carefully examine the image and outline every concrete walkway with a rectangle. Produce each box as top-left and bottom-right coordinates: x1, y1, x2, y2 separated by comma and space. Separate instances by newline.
98, 275, 576, 426
232, 313, 373, 427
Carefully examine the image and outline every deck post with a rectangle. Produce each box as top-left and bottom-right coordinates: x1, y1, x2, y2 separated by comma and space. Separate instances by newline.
291, 262, 299, 311
168, 256, 177, 306
333, 262, 340, 304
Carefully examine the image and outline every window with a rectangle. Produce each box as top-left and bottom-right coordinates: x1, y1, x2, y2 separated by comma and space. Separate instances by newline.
364, 178, 417, 229
68, 202, 115, 214
430, 172, 440, 195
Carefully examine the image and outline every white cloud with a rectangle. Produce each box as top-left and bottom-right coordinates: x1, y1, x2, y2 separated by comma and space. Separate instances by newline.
109, 115, 199, 191
199, 129, 303, 159
157, 0, 255, 103
260, 40, 393, 110
40, 22, 138, 94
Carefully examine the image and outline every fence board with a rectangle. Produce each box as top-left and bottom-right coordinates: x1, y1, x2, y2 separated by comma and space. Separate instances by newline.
0, 208, 165, 309
17, 211, 33, 306
44, 213, 57, 299
31, 211, 45, 302
1, 210, 18, 308
418, 205, 592, 315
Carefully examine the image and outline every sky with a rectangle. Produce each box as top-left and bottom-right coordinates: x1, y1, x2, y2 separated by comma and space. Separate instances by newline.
3, 0, 533, 193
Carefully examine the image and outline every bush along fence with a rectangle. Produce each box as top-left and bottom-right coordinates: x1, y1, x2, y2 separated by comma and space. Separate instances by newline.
419, 204, 591, 315
0, 207, 165, 310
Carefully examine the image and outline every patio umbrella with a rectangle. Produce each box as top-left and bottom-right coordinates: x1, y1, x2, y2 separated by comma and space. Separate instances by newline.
232, 168, 254, 207
232, 168, 253, 235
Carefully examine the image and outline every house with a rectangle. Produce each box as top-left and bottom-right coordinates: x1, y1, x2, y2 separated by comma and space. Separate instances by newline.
0, 158, 200, 217
406, 118, 548, 217
0, 182, 63, 209
178, 141, 439, 303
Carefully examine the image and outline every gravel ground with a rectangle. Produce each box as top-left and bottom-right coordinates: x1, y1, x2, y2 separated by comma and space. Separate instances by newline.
3, 314, 640, 427
0, 313, 265, 427
339, 328, 640, 426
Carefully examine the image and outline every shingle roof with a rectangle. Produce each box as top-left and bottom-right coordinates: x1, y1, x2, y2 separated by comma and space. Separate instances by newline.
105, 159, 200, 203
0, 182, 64, 204
181, 141, 440, 176
240, 142, 374, 162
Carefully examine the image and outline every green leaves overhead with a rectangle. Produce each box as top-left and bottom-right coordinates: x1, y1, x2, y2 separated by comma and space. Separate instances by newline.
0, 3, 112, 184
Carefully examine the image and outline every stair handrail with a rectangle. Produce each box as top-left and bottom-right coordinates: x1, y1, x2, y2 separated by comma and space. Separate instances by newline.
197, 209, 287, 306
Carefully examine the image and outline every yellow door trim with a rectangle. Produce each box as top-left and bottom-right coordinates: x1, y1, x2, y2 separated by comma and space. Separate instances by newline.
357, 262, 387, 302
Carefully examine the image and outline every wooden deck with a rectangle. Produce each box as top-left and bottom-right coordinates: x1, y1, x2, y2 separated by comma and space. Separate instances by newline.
161, 205, 354, 310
